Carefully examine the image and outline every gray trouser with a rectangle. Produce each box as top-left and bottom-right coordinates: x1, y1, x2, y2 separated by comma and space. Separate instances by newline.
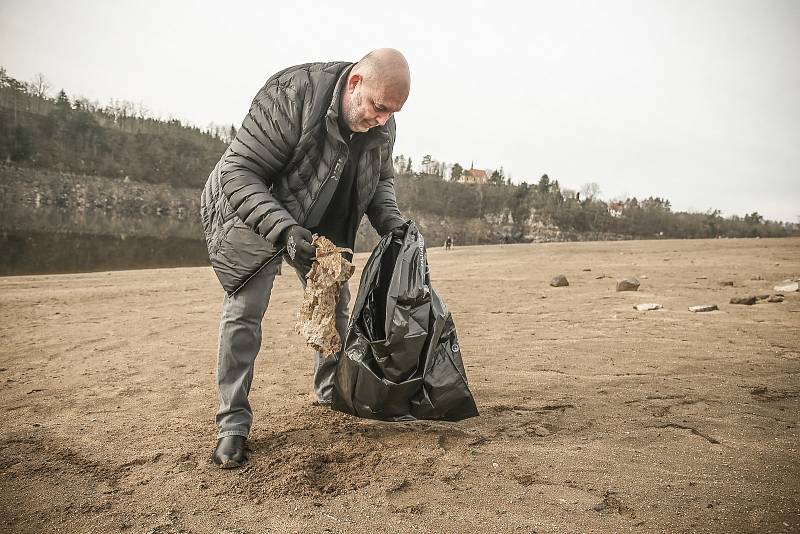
215, 260, 350, 439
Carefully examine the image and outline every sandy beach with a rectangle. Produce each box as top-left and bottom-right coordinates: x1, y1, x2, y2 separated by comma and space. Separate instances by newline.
1, 237, 798, 533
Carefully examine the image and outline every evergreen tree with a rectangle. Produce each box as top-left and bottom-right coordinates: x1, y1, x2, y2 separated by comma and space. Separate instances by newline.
451, 162, 463, 181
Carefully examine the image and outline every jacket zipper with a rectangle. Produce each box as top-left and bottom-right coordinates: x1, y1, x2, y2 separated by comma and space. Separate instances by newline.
305, 145, 347, 226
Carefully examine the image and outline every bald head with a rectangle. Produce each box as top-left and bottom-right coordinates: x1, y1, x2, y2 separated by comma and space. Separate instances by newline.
340, 48, 411, 132
353, 48, 410, 94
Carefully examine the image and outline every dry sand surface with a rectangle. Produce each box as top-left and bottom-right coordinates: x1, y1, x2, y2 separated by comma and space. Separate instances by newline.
1, 237, 799, 534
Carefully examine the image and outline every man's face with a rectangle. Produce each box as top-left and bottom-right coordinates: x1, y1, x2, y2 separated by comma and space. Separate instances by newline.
342, 75, 406, 133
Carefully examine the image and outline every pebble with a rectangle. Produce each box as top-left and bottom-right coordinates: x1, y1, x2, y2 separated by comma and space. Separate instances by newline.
767, 295, 784, 303
689, 304, 718, 313
549, 274, 569, 287
774, 280, 799, 292
730, 296, 757, 305
634, 303, 662, 311
532, 425, 550, 437
616, 277, 640, 292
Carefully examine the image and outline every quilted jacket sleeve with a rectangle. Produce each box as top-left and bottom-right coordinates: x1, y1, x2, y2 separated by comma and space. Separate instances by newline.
366, 119, 406, 236
219, 83, 301, 246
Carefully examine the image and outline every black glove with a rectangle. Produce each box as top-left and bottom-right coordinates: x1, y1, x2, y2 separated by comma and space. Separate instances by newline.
390, 225, 405, 238
282, 225, 316, 276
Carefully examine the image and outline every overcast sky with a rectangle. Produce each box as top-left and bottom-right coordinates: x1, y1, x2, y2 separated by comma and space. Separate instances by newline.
2, 0, 798, 222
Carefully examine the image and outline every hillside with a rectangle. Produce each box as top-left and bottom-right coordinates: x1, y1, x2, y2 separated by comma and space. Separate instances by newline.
1, 68, 796, 274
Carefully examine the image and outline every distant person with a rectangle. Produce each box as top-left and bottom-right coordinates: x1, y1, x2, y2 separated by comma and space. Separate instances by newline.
445, 235, 453, 250
200, 49, 411, 468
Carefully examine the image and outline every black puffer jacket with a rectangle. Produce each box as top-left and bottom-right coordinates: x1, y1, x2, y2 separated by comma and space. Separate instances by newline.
200, 61, 405, 293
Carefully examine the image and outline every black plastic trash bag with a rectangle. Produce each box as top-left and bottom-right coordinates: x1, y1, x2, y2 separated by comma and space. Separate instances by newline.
331, 221, 479, 421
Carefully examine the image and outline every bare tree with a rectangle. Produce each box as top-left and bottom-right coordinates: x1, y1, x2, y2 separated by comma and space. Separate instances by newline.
27, 72, 51, 98
26, 72, 51, 112
579, 182, 602, 200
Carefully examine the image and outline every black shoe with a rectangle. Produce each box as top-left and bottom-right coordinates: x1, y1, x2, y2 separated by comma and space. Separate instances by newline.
211, 435, 248, 469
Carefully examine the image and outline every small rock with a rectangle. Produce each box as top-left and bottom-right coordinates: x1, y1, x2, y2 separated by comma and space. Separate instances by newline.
774, 280, 799, 292
616, 277, 640, 292
532, 425, 550, 437
755, 293, 770, 300
592, 501, 607, 512
696, 276, 708, 280
720, 280, 734, 287
634, 303, 662, 311
689, 304, 718, 313
172, 461, 195, 473
730, 296, 757, 305
751, 275, 764, 281
550, 274, 569, 287
767, 295, 784, 303
582, 268, 592, 272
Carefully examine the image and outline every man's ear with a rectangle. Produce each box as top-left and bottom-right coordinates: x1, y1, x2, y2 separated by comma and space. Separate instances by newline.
346, 73, 361, 93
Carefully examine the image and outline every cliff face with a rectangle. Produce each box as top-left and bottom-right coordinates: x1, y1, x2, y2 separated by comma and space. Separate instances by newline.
0, 165, 202, 240
0, 165, 207, 275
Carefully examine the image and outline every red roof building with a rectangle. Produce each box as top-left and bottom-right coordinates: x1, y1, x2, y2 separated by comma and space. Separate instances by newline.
458, 167, 488, 184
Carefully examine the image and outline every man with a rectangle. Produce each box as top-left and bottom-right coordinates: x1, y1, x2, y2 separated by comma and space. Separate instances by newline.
200, 49, 410, 468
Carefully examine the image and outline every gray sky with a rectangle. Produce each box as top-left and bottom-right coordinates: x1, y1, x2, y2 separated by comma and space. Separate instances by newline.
2, 0, 798, 222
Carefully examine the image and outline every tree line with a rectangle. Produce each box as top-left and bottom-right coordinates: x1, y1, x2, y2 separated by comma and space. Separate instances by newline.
1, 67, 795, 240
393, 171, 794, 239
0, 68, 228, 188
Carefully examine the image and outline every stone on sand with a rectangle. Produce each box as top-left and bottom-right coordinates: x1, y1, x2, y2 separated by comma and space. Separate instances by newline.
532, 425, 550, 437
550, 274, 569, 287
634, 303, 662, 311
689, 304, 718, 313
774, 280, 799, 292
729, 296, 757, 305
616, 277, 640, 292
767, 295, 784, 303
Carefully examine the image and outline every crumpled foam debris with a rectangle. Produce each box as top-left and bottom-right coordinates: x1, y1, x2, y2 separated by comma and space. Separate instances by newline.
296, 235, 355, 357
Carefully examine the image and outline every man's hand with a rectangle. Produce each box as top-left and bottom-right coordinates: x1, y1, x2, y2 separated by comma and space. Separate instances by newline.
282, 225, 316, 276
390, 226, 405, 239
